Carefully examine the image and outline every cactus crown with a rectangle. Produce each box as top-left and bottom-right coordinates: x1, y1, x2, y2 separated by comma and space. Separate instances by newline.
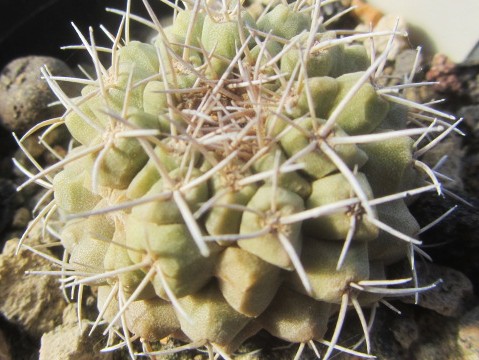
16, 0, 458, 358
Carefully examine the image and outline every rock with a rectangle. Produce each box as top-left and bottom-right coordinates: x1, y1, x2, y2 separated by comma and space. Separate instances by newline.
0, 238, 66, 338
462, 153, 479, 198
391, 309, 419, 350
459, 105, 479, 196
392, 49, 422, 80
39, 318, 113, 360
389, 49, 438, 104
410, 194, 479, 293
355, 14, 408, 60
368, 308, 408, 360
409, 308, 463, 360
0, 56, 74, 135
467, 71, 479, 104
11, 207, 31, 230
335, 305, 411, 360
425, 54, 463, 95
458, 104, 479, 133
402, 262, 473, 317
0, 125, 16, 177
0, 328, 11, 360
412, 341, 456, 360
420, 133, 464, 191
61, 303, 80, 326
457, 306, 479, 359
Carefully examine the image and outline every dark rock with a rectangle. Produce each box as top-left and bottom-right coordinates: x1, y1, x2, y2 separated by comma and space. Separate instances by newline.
368, 307, 408, 360
0, 313, 38, 360
420, 134, 464, 191
0, 327, 12, 360
467, 71, 479, 105
409, 193, 479, 294
401, 263, 473, 317
458, 104, 479, 133
463, 152, 479, 197
0, 179, 16, 238
409, 308, 462, 360
459, 104, 479, 197
391, 308, 419, 350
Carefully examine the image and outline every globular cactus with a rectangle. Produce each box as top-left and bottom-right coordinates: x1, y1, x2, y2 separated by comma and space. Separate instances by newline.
17, 0, 458, 358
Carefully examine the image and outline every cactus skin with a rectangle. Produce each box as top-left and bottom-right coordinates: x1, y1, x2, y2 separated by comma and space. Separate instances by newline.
17, 0, 456, 358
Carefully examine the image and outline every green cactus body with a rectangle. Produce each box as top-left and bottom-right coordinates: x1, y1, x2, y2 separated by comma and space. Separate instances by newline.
17, 0, 456, 358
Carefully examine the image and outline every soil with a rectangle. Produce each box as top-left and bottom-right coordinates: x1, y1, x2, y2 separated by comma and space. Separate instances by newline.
0, 2, 478, 360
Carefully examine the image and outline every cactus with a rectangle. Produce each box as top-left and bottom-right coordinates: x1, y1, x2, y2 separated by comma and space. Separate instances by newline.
16, 0, 458, 358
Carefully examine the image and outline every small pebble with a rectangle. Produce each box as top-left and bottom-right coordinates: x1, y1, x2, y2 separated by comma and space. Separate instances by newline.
0, 56, 74, 135
355, 14, 408, 60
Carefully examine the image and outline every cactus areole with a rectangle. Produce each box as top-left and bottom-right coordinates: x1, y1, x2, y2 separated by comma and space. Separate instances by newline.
17, 0, 456, 358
